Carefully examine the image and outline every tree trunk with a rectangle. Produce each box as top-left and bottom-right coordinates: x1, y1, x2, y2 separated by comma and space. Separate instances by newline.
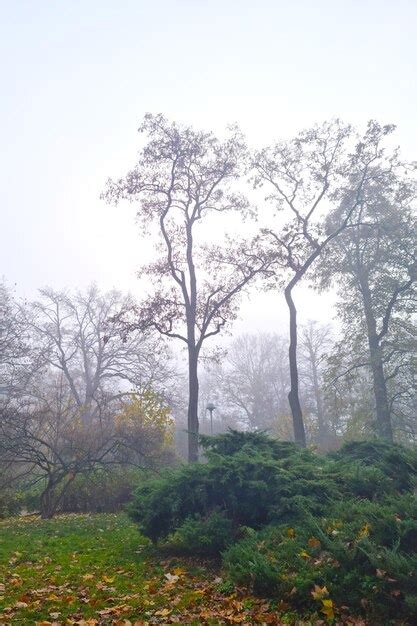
285, 286, 306, 447
40, 481, 57, 519
187, 345, 200, 462
40, 475, 76, 519
368, 336, 393, 441
359, 272, 393, 441
311, 357, 327, 447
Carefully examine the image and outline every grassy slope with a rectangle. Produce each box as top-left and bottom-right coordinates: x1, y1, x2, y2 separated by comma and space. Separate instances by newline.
0, 513, 304, 625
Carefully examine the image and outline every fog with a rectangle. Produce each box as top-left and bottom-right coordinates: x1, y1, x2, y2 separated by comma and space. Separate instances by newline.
1, 0, 416, 334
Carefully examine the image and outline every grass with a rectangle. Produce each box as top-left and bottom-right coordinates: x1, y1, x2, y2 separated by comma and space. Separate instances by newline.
0, 513, 307, 625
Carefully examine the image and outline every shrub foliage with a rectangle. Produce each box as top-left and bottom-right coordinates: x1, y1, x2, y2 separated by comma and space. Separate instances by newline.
129, 431, 417, 621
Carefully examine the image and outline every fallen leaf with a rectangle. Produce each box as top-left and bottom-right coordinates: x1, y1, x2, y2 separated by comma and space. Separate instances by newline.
164, 572, 179, 583
14, 601, 28, 608
308, 536, 321, 549
311, 585, 329, 600
154, 608, 171, 616
321, 598, 335, 619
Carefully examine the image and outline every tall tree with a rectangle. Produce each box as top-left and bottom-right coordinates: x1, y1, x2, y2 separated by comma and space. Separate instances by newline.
319, 140, 416, 441
104, 114, 271, 461
253, 120, 401, 446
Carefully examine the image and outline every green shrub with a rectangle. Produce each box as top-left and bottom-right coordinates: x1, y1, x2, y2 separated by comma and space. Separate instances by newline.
167, 511, 235, 556
332, 440, 417, 495
0, 488, 24, 518
128, 430, 417, 621
128, 431, 339, 543
223, 494, 417, 621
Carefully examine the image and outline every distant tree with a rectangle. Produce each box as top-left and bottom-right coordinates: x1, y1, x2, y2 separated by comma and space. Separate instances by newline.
253, 120, 404, 446
299, 321, 332, 447
319, 135, 416, 441
216, 333, 290, 432
0, 286, 173, 518
324, 338, 380, 441
28, 286, 169, 419
104, 114, 272, 462
0, 282, 32, 397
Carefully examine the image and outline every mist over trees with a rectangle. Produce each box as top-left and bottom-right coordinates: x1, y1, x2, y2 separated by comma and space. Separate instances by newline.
0, 285, 174, 517
0, 115, 416, 516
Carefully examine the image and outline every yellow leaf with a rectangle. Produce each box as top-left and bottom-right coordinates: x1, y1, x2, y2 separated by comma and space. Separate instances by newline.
358, 522, 371, 539
154, 608, 171, 616
82, 573, 94, 581
46, 594, 61, 601
285, 527, 296, 538
311, 584, 329, 600
299, 549, 310, 559
321, 598, 335, 619
103, 575, 115, 583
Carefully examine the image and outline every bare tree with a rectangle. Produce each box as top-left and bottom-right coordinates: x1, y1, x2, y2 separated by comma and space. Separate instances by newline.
216, 333, 289, 432
253, 120, 401, 446
0, 282, 32, 397
28, 286, 169, 416
104, 114, 272, 461
299, 321, 332, 447
0, 285, 173, 517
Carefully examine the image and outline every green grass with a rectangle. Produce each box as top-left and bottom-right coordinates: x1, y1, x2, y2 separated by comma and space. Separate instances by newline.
0, 513, 292, 625
0, 513, 207, 624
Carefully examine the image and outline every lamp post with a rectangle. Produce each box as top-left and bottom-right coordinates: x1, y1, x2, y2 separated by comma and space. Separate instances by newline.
206, 402, 216, 435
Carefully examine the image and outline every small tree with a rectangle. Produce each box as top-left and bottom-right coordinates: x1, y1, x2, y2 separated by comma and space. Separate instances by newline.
253, 120, 400, 446
0, 286, 173, 517
104, 114, 271, 461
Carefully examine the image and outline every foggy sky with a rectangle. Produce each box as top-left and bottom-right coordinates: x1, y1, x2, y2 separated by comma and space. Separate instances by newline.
1, 0, 416, 334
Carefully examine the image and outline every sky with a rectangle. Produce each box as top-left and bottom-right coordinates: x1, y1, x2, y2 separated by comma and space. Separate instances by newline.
1, 0, 416, 335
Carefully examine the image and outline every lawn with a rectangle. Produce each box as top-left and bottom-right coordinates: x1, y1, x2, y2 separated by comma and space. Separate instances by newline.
0, 513, 304, 625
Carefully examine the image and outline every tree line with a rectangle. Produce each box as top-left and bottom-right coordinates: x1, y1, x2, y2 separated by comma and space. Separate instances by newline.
0, 114, 415, 510
103, 115, 416, 459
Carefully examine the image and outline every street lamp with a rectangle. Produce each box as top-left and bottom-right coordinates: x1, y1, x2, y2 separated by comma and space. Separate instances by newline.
206, 402, 216, 435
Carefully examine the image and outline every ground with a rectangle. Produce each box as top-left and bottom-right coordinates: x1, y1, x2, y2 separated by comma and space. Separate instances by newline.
0, 513, 328, 626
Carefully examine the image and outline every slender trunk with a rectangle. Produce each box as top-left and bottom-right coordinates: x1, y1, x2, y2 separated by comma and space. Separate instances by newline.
284, 286, 306, 447
311, 358, 327, 446
368, 336, 393, 441
359, 272, 393, 441
187, 345, 199, 462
